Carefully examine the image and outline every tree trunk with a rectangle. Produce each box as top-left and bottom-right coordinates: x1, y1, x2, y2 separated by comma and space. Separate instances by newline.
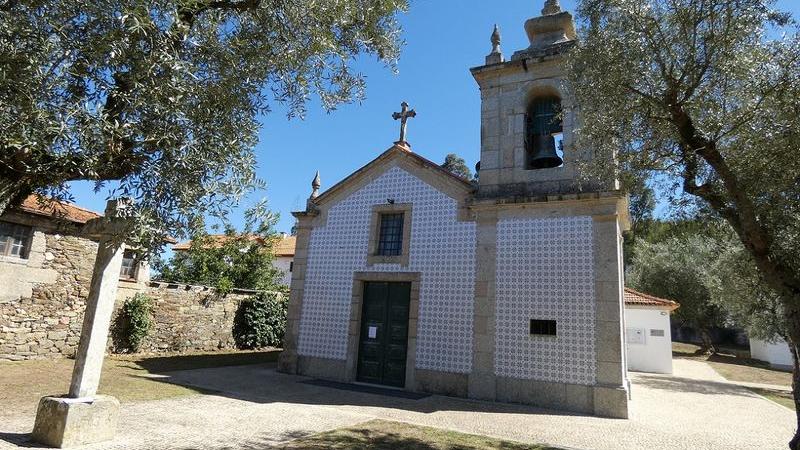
784, 304, 800, 450
0, 176, 21, 217
698, 328, 716, 355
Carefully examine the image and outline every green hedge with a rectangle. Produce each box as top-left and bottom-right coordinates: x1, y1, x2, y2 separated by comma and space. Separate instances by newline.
112, 293, 154, 353
232, 291, 287, 349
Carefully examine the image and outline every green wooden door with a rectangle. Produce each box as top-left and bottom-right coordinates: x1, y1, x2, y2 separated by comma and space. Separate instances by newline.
356, 282, 411, 387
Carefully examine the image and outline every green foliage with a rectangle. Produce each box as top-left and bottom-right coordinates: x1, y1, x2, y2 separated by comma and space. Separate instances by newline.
628, 234, 726, 350
568, 0, 800, 311
114, 293, 154, 353
232, 291, 288, 349
441, 153, 473, 180
156, 224, 285, 294
629, 219, 786, 344
0, 0, 409, 252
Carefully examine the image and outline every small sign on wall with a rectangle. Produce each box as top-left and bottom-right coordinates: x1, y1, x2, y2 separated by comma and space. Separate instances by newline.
626, 327, 645, 345
368, 326, 378, 339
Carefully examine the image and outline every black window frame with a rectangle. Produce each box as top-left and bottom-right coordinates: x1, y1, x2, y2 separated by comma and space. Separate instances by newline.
530, 319, 557, 336
0, 221, 33, 259
376, 212, 405, 257
119, 249, 138, 280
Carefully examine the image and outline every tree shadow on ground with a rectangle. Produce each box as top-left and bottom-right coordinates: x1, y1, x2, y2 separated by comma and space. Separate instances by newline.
131, 349, 281, 373
173, 419, 557, 450
151, 361, 595, 418
706, 353, 787, 371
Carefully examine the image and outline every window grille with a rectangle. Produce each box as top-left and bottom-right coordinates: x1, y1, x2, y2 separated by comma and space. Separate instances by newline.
0, 221, 32, 259
377, 213, 404, 256
119, 249, 137, 280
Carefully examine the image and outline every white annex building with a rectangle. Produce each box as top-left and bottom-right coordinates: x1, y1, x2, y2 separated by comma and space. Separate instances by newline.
623, 288, 679, 374
750, 337, 792, 371
279, 1, 632, 418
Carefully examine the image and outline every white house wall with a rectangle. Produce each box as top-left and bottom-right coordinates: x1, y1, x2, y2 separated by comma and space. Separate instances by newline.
495, 216, 597, 386
273, 256, 293, 286
750, 337, 792, 370
624, 307, 673, 374
297, 165, 477, 373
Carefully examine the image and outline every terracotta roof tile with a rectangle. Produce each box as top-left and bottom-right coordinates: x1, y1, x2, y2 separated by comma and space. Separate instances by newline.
173, 234, 295, 257
15, 195, 102, 224
274, 235, 296, 256
624, 287, 680, 311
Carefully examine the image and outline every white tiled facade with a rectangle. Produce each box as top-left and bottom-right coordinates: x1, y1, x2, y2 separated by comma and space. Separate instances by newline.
495, 216, 597, 385
297, 165, 477, 374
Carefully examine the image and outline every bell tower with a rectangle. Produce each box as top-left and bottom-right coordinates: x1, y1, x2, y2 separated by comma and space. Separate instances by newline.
467, 1, 630, 420
471, 0, 608, 198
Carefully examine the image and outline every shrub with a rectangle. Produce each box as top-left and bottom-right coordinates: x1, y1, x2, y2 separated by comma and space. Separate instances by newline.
113, 293, 154, 353
232, 291, 287, 349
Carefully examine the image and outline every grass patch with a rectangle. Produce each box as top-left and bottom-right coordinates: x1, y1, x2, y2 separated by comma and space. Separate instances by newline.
672, 342, 791, 387
748, 387, 795, 411
280, 419, 558, 450
0, 349, 280, 419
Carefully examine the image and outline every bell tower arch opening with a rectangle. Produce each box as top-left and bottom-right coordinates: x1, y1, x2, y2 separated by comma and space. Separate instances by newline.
525, 95, 564, 170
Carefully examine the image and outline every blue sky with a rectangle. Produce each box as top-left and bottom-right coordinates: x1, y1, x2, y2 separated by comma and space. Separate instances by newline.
68, 0, 800, 236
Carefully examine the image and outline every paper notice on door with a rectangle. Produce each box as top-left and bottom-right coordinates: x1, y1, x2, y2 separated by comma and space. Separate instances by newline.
368, 326, 377, 339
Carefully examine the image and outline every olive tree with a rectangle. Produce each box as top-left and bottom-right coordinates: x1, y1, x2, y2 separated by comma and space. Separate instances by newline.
0, 0, 408, 251
628, 235, 727, 352
568, 1, 800, 445
441, 153, 473, 180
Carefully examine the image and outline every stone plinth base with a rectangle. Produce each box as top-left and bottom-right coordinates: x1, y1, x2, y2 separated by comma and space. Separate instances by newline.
32, 395, 120, 448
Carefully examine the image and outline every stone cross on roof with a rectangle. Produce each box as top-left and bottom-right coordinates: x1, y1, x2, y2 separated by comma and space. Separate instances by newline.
392, 101, 416, 145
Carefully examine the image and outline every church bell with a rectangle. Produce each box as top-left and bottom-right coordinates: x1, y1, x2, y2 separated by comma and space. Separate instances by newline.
528, 134, 563, 169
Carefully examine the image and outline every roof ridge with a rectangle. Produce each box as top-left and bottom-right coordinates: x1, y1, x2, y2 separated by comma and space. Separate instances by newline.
309, 144, 474, 207
404, 150, 475, 186
25, 195, 102, 215
624, 287, 678, 305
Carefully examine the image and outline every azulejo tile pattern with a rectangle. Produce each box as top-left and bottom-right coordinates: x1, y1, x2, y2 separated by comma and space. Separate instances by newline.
298, 165, 476, 373
495, 216, 596, 385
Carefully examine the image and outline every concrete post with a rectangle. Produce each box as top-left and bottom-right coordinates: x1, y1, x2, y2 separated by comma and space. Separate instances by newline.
32, 199, 129, 448
68, 237, 125, 398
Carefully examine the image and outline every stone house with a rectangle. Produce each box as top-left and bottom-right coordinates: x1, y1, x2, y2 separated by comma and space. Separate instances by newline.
0, 196, 149, 360
273, 234, 296, 286
0, 196, 269, 360
279, 2, 631, 418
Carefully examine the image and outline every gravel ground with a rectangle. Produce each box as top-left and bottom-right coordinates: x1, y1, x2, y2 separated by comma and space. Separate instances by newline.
0, 359, 794, 450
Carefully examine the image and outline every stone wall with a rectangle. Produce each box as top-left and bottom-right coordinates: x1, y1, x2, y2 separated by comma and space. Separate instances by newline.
113, 282, 257, 354
0, 211, 268, 361
1, 278, 262, 361
0, 230, 98, 360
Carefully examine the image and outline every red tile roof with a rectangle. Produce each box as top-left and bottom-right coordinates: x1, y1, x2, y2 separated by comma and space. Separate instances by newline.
624, 288, 680, 311
274, 235, 296, 257
173, 234, 296, 256
16, 195, 102, 224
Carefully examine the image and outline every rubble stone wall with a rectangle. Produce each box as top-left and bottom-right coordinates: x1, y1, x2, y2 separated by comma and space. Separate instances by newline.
114, 282, 256, 354
0, 218, 262, 361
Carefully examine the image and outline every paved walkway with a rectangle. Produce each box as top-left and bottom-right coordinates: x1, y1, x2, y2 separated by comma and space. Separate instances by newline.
716, 378, 792, 392
0, 359, 794, 450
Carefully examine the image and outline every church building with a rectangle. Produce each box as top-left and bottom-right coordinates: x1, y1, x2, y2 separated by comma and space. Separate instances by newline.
278, 0, 631, 419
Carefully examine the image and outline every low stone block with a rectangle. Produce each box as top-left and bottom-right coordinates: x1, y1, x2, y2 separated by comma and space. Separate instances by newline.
32, 395, 120, 448
565, 384, 593, 413
593, 385, 629, 419
414, 369, 468, 397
